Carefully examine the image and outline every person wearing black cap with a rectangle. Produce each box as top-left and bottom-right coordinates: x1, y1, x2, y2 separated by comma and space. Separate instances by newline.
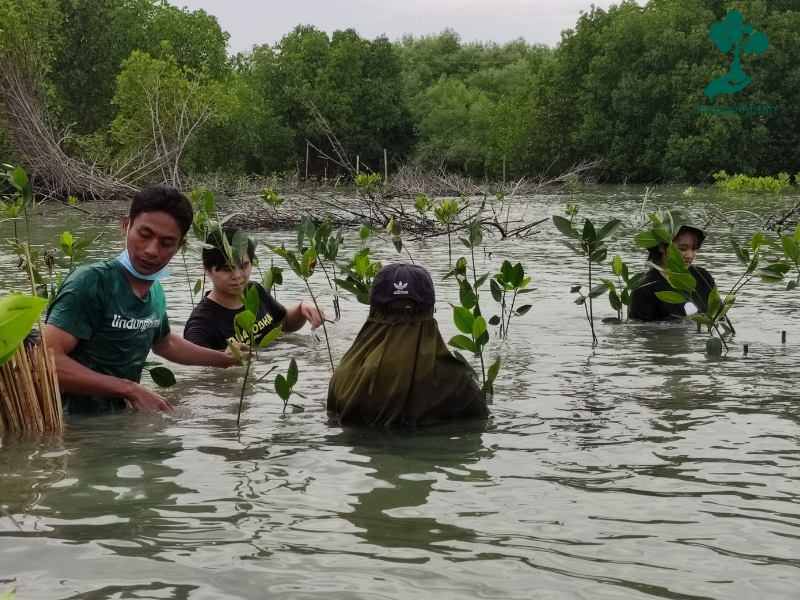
630, 208, 715, 321
327, 263, 489, 426
183, 228, 323, 350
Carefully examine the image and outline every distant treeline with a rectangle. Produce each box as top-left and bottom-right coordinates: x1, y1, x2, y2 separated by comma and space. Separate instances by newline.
1, 0, 798, 185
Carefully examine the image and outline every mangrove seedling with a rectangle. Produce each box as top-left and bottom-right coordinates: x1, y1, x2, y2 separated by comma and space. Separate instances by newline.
143, 361, 177, 388
489, 260, 533, 338
274, 358, 304, 412
262, 260, 284, 298
268, 218, 335, 371
226, 284, 283, 425
553, 208, 621, 346
601, 255, 644, 323
261, 188, 284, 212
434, 198, 460, 264
445, 217, 501, 397
334, 247, 382, 305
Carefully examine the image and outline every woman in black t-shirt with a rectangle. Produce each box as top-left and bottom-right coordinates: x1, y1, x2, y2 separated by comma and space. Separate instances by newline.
183, 229, 324, 350
630, 210, 715, 321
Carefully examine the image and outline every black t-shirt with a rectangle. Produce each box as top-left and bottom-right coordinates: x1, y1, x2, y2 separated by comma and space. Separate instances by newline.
183, 283, 287, 350
630, 265, 715, 321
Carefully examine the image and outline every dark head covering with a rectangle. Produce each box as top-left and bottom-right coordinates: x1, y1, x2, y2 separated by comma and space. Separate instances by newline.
370, 263, 436, 310
328, 264, 488, 426
666, 207, 706, 246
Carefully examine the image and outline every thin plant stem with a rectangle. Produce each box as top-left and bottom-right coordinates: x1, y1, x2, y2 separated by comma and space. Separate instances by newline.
588, 259, 597, 346
236, 344, 254, 426
505, 291, 517, 338
304, 279, 334, 371
182, 249, 195, 308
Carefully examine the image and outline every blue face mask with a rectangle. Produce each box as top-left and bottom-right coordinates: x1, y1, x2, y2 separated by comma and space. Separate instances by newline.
117, 250, 170, 281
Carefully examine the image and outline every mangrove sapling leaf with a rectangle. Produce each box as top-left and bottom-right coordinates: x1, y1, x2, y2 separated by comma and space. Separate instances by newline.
655, 291, 687, 304
0, 293, 47, 366
148, 366, 177, 388
489, 315, 501, 325
706, 337, 724, 356
258, 325, 282, 348
274, 358, 301, 410
453, 306, 475, 334
449, 335, 477, 353
553, 209, 618, 346
552, 215, 579, 239
193, 279, 202, 295
515, 305, 532, 316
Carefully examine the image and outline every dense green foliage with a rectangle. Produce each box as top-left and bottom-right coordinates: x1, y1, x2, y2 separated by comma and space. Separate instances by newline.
1, 0, 798, 184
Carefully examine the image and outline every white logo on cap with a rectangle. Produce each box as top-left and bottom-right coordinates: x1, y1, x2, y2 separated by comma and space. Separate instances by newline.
393, 281, 409, 295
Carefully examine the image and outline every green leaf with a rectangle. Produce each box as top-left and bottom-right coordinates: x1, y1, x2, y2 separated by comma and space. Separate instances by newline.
691, 315, 714, 326
707, 285, 721, 316
453, 306, 475, 334
287, 357, 298, 387
515, 304, 532, 316
612, 255, 623, 277
651, 226, 672, 244
587, 283, 609, 299
490, 278, 502, 302
148, 366, 176, 388
731, 240, 750, 266
12, 166, 27, 190
570, 285, 582, 294
258, 324, 282, 348
245, 285, 259, 316
501, 259, 513, 281
359, 225, 372, 240
781, 234, 800, 264
595, 219, 621, 241
655, 291, 686, 304
706, 337, 723, 356
0, 589, 16, 600
488, 315, 501, 325
487, 355, 501, 384
203, 190, 215, 215
274, 374, 291, 401
609, 291, 622, 312
794, 222, 800, 245
581, 219, 596, 244
552, 215, 579, 239
472, 316, 487, 340
589, 247, 607, 263
449, 334, 476, 353
226, 339, 242, 361
634, 231, 658, 248
0, 294, 47, 367
475, 273, 489, 290
300, 247, 317, 277
235, 310, 256, 333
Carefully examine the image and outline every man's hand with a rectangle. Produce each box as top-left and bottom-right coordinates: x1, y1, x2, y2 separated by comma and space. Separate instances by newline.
126, 383, 175, 413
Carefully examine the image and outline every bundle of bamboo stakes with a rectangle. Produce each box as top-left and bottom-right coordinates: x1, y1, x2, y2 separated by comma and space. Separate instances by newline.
0, 335, 63, 432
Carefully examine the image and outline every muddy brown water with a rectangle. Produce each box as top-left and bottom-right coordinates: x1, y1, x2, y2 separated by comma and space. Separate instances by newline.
1, 187, 798, 599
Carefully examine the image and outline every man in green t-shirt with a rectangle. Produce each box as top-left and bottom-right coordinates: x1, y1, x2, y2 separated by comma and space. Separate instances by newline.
45, 185, 246, 414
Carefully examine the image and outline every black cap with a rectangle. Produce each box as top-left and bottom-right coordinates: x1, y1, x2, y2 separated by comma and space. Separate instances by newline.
370, 263, 435, 309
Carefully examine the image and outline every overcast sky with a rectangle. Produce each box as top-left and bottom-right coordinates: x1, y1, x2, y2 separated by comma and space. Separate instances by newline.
167, 0, 644, 54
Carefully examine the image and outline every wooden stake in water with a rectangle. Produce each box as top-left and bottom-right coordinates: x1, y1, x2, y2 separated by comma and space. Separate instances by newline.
696, 321, 702, 333
782, 330, 786, 343
743, 344, 748, 357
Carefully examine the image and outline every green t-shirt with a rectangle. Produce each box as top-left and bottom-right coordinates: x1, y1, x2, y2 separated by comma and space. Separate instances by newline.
46, 259, 170, 413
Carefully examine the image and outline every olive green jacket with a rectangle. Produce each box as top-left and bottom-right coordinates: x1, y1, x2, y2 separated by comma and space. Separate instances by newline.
327, 307, 489, 426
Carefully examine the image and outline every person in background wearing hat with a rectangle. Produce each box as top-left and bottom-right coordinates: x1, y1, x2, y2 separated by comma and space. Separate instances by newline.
327, 263, 489, 426
183, 228, 324, 350
630, 209, 715, 321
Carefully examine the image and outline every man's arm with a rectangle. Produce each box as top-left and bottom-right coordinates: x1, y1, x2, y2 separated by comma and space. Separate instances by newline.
44, 324, 174, 413
152, 332, 245, 367
281, 299, 324, 333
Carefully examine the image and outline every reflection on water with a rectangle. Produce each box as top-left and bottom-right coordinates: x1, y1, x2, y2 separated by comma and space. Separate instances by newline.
1, 188, 800, 599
